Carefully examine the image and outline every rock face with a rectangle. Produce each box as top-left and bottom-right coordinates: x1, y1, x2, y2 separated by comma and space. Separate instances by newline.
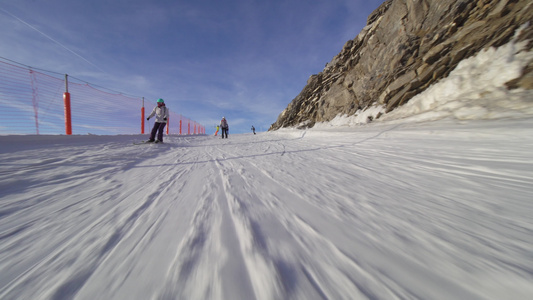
269, 0, 533, 130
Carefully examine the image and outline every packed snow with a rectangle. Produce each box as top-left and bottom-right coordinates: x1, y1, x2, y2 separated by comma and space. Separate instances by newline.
1, 32, 533, 300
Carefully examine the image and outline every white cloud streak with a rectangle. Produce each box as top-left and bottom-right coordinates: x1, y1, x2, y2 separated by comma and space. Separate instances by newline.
0, 6, 106, 73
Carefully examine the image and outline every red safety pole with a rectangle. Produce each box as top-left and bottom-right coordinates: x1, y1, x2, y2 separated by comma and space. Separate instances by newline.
180, 119, 182, 135
141, 97, 145, 134
63, 74, 72, 135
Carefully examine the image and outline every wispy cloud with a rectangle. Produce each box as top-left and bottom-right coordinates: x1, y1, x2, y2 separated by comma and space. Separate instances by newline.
0, 7, 107, 73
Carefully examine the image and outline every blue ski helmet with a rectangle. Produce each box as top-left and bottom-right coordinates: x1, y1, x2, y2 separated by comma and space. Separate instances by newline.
157, 98, 164, 103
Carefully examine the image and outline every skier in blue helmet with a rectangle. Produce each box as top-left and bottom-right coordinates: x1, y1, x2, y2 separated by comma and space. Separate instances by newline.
146, 98, 169, 143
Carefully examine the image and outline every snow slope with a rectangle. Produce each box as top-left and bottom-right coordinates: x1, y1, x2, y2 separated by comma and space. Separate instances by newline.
1, 28, 533, 300
1, 117, 533, 300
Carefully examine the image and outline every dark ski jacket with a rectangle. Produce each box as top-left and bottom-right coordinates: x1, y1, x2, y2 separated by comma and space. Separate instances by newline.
220, 118, 228, 129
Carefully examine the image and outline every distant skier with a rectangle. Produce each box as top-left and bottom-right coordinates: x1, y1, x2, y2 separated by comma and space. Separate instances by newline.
146, 98, 169, 143
215, 125, 219, 136
251, 125, 256, 135
220, 117, 229, 139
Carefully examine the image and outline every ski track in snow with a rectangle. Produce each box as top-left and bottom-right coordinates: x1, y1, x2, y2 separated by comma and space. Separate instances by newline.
0, 118, 533, 300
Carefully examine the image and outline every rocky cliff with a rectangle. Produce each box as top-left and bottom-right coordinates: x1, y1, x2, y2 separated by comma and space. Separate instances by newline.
269, 0, 533, 130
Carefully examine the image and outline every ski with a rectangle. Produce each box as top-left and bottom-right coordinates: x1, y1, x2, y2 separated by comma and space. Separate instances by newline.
133, 141, 154, 145
133, 141, 164, 145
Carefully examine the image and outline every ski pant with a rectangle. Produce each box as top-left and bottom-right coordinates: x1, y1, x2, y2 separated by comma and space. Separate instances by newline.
150, 122, 166, 141
221, 128, 228, 138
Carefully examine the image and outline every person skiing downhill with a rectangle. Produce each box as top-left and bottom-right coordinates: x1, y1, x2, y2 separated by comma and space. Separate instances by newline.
251, 125, 256, 135
220, 117, 229, 139
146, 98, 169, 143
215, 125, 219, 136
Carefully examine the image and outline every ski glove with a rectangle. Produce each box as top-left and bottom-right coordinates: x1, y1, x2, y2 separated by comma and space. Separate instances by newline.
164, 118, 167, 121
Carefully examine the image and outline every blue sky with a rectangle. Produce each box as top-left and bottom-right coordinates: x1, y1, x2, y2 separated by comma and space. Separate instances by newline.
0, 0, 384, 134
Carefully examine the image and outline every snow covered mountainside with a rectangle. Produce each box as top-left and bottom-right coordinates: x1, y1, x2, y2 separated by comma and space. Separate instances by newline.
270, 0, 533, 130
1, 27, 533, 300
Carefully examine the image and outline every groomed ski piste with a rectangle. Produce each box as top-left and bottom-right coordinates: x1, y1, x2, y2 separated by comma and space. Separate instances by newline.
1, 35, 533, 300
